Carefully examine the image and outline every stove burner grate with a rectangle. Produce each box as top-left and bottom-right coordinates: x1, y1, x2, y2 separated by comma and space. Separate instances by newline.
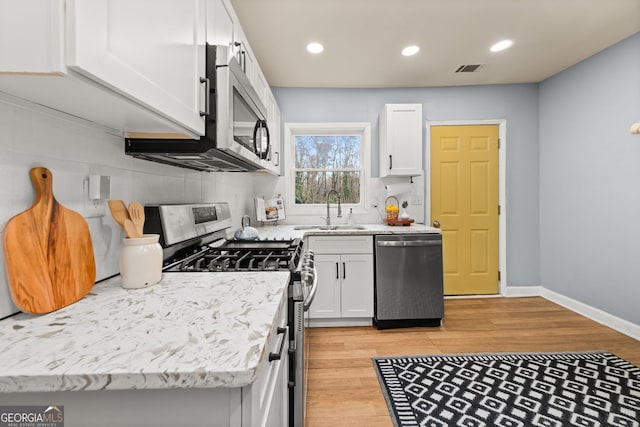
164, 238, 303, 273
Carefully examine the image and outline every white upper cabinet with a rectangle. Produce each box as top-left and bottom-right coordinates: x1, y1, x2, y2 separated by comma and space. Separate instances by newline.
379, 104, 424, 177
253, 68, 269, 107
211, 0, 269, 106
0, 0, 64, 73
265, 90, 281, 174
0, 0, 207, 137
207, 0, 234, 48
66, 0, 207, 136
0, 0, 279, 170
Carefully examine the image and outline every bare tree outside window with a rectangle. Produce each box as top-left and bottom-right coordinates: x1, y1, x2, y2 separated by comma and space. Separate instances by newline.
294, 135, 361, 204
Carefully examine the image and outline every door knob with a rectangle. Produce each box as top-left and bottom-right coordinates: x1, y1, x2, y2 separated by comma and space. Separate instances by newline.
432, 220, 440, 228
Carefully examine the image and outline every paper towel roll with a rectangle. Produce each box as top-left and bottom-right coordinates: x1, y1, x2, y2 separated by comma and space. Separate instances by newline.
386, 183, 413, 196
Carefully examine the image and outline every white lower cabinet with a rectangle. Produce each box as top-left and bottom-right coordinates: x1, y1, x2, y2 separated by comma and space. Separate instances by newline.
0, 294, 289, 427
242, 293, 289, 427
308, 236, 373, 323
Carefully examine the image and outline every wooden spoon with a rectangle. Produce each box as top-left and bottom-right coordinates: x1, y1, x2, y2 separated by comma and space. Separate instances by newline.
108, 200, 130, 229
123, 219, 141, 239
128, 201, 145, 237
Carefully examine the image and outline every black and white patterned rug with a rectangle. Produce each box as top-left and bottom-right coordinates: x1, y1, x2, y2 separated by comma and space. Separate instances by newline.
373, 351, 640, 427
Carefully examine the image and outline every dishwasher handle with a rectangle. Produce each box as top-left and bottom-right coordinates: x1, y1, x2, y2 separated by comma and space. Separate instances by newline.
377, 240, 441, 247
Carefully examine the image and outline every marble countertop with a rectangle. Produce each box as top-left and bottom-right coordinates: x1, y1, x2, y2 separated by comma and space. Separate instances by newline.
254, 222, 440, 240
0, 271, 290, 393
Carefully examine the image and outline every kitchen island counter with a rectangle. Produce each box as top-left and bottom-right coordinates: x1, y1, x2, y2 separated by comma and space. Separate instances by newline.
0, 271, 290, 393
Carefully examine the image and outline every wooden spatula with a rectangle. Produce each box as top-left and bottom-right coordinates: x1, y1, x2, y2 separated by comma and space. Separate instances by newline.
123, 219, 141, 239
2, 167, 96, 314
108, 199, 130, 230
128, 201, 145, 237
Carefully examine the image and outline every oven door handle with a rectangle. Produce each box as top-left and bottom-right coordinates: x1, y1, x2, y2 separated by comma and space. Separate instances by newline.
303, 266, 318, 312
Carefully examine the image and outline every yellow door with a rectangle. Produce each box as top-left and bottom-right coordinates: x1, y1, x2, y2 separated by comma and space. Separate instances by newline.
430, 125, 499, 295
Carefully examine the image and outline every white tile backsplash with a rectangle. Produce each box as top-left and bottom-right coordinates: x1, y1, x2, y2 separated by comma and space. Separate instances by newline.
13, 107, 89, 162
184, 177, 203, 203
0, 96, 255, 318
132, 171, 164, 204
0, 101, 14, 150
0, 151, 13, 230
162, 175, 188, 203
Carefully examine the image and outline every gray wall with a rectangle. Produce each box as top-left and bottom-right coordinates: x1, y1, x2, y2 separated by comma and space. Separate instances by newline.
539, 33, 640, 324
273, 84, 540, 286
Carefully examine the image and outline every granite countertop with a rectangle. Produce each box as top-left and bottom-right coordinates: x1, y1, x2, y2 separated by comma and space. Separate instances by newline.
254, 222, 441, 240
0, 271, 290, 393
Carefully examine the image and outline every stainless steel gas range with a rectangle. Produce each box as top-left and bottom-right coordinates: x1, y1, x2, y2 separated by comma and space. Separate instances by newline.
144, 203, 315, 427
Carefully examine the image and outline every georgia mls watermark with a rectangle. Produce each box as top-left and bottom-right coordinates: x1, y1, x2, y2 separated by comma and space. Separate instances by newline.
0, 406, 64, 427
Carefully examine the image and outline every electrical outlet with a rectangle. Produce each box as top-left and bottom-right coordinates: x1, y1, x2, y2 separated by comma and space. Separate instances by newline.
409, 195, 422, 205
83, 178, 106, 218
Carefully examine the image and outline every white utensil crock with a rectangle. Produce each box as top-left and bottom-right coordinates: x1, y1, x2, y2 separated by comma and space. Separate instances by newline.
119, 234, 162, 289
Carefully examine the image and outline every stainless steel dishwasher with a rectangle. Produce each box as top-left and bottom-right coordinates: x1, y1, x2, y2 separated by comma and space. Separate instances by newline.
374, 233, 444, 329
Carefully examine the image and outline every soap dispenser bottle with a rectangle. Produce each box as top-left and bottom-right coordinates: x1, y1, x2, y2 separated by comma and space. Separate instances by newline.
347, 208, 355, 225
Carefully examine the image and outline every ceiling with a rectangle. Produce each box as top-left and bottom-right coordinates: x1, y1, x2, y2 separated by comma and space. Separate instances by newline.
229, 0, 640, 88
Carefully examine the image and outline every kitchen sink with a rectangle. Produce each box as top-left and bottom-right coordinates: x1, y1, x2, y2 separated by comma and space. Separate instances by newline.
293, 224, 367, 231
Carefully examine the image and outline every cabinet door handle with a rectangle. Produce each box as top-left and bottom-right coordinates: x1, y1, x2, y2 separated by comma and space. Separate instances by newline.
389, 155, 393, 170
199, 77, 209, 117
336, 262, 339, 279
269, 326, 288, 362
343, 262, 346, 279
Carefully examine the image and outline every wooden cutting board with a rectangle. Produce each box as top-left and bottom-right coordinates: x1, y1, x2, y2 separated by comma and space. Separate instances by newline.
2, 167, 96, 314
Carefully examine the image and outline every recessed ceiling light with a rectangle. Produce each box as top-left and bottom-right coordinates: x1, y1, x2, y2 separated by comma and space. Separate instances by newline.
402, 45, 420, 56
306, 42, 324, 54
490, 39, 513, 52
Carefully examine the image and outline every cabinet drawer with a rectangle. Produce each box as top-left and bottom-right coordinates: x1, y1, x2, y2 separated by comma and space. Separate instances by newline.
243, 294, 288, 426
308, 235, 373, 254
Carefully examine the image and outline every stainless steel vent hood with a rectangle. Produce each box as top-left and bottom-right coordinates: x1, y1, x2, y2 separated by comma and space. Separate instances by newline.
125, 140, 260, 172
125, 44, 268, 173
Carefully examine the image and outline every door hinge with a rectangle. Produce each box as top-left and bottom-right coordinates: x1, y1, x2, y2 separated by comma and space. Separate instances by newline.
498, 205, 501, 215
498, 271, 501, 281
498, 138, 501, 149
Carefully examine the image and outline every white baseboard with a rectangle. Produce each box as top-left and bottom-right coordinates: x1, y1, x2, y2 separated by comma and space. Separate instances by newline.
503, 285, 543, 297
540, 288, 640, 342
308, 287, 640, 340
308, 318, 373, 328
501, 285, 640, 341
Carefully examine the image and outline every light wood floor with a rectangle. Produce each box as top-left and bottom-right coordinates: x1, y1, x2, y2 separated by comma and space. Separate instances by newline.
305, 297, 640, 427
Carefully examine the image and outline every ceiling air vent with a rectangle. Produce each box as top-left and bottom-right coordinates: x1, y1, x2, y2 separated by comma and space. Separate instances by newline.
455, 64, 482, 73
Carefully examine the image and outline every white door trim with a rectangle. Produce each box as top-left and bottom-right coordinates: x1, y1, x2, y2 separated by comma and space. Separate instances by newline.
425, 119, 507, 296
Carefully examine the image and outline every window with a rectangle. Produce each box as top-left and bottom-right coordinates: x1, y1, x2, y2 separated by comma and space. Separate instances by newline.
285, 123, 371, 215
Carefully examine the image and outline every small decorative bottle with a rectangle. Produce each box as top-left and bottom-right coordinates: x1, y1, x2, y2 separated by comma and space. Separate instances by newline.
400, 201, 410, 219
348, 208, 355, 225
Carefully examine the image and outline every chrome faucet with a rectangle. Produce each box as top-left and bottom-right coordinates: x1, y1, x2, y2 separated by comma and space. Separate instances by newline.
324, 189, 342, 227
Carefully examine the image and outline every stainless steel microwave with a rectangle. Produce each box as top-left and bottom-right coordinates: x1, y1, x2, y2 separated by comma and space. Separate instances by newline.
125, 44, 271, 172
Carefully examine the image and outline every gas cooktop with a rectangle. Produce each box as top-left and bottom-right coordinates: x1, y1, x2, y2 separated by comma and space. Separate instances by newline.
143, 204, 303, 273
164, 238, 303, 273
